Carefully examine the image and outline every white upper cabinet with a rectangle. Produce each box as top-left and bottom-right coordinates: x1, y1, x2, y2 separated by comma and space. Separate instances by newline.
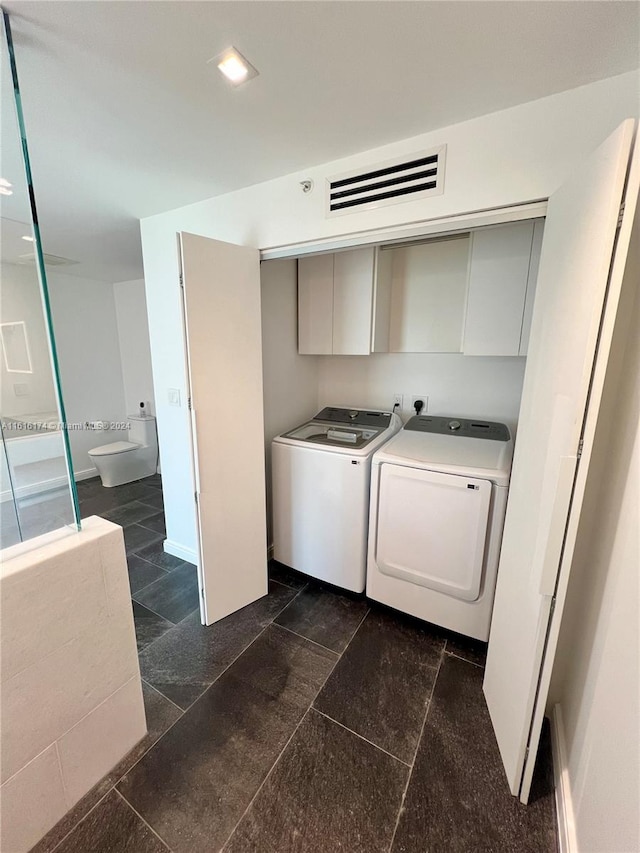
297, 220, 544, 357
332, 248, 376, 355
463, 220, 544, 357
298, 247, 390, 355
388, 236, 470, 353
298, 253, 334, 354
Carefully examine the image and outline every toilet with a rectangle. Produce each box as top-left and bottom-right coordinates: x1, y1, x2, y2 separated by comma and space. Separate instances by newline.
88, 415, 158, 487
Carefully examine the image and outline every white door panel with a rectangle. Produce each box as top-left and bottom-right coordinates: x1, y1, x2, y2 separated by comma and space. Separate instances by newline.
376, 464, 491, 602
179, 232, 268, 625
483, 119, 638, 801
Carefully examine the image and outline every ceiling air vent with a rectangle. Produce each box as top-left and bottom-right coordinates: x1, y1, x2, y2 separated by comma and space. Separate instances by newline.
18, 252, 78, 267
327, 144, 446, 217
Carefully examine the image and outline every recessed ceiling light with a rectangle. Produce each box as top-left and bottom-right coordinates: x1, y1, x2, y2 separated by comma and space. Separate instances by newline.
0, 178, 13, 197
210, 47, 258, 86
22, 235, 34, 242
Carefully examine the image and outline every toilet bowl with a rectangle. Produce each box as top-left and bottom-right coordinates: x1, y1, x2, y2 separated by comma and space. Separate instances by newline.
88, 415, 157, 487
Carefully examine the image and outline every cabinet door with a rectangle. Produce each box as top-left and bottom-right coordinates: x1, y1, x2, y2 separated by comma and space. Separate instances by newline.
298, 254, 333, 354
518, 220, 545, 356
463, 221, 535, 356
332, 248, 375, 355
389, 237, 470, 352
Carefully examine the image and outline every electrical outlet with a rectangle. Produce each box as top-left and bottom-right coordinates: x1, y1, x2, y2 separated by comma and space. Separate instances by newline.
392, 393, 403, 412
410, 395, 429, 415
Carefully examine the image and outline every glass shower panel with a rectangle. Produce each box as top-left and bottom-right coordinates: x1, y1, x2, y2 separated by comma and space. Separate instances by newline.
1, 12, 80, 545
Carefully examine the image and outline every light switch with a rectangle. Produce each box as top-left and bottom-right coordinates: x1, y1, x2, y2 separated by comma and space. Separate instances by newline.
13, 383, 29, 397
168, 388, 181, 407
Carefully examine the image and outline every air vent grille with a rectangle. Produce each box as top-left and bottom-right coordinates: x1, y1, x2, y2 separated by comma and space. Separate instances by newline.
18, 252, 78, 267
327, 145, 445, 217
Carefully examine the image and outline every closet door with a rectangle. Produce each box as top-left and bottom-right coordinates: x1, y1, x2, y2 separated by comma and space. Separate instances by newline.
179, 232, 268, 625
484, 120, 639, 802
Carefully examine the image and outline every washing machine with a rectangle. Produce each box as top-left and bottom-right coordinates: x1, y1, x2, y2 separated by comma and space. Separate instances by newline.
272, 406, 402, 592
366, 415, 513, 640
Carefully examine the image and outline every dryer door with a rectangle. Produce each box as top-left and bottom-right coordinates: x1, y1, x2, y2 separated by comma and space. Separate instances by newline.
375, 464, 492, 602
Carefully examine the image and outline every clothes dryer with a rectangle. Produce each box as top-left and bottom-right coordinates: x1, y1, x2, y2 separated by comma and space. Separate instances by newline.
366, 415, 513, 640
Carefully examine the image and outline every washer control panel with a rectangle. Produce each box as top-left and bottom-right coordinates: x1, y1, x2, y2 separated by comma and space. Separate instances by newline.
315, 407, 392, 429
405, 415, 510, 442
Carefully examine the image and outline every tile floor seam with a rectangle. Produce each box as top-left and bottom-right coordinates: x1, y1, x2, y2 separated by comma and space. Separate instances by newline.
386, 645, 446, 853
134, 502, 165, 515
310, 708, 411, 768
39, 692, 188, 852
111, 698, 190, 793
131, 564, 199, 623
114, 788, 173, 852
219, 631, 345, 853
272, 622, 341, 656
141, 679, 185, 714
128, 569, 170, 598
138, 579, 306, 711
134, 597, 201, 657
129, 552, 172, 572
131, 598, 180, 629
332, 601, 370, 653
136, 520, 168, 536
269, 577, 305, 591
43, 787, 116, 853
443, 648, 486, 669
166, 581, 304, 714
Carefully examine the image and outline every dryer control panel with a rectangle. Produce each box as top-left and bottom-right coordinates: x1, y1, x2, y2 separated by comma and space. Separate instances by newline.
405, 415, 510, 442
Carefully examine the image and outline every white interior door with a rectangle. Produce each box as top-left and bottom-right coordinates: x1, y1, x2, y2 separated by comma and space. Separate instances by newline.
179, 232, 268, 626
484, 119, 639, 802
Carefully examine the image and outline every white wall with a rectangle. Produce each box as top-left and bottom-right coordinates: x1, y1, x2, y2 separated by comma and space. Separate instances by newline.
261, 259, 319, 542
318, 354, 525, 431
549, 200, 640, 852
141, 70, 639, 558
0, 263, 57, 419
113, 278, 156, 418
48, 271, 127, 478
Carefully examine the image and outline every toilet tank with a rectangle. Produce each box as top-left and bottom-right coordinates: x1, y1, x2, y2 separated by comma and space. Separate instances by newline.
128, 415, 156, 447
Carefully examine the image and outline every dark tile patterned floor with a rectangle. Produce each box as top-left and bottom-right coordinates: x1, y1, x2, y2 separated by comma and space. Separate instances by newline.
31, 479, 558, 853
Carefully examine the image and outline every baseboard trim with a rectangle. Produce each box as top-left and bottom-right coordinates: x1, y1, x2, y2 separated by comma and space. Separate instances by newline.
550, 704, 577, 853
0, 467, 98, 503
163, 538, 198, 565
74, 467, 98, 482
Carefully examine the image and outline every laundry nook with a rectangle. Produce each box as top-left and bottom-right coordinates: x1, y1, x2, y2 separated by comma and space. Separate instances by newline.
1, 5, 638, 853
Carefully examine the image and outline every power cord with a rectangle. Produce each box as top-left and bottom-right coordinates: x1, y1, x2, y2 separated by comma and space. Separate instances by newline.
414, 399, 424, 416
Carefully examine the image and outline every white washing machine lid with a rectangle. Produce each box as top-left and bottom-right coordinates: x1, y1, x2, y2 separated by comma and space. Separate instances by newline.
373, 428, 513, 487
273, 407, 402, 458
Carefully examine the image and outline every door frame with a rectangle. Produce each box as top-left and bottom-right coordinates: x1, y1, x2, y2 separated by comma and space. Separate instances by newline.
177, 234, 206, 622
260, 201, 548, 261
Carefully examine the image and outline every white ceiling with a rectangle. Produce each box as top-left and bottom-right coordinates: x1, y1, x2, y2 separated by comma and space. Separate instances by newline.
1, 1, 638, 282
